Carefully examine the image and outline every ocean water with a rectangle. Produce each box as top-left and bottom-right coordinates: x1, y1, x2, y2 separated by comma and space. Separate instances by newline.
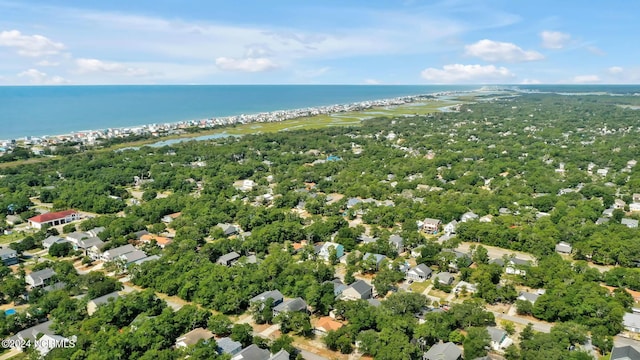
0, 85, 476, 140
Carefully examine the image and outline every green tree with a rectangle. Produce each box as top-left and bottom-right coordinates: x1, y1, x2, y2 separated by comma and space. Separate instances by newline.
463, 327, 490, 359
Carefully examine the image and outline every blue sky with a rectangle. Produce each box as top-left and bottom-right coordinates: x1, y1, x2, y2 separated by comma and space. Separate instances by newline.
0, 0, 638, 85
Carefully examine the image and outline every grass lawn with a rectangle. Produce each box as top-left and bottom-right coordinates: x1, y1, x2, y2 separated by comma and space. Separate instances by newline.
409, 281, 431, 294
0, 232, 24, 245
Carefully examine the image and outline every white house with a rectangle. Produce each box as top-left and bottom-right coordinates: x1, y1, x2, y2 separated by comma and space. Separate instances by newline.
407, 264, 432, 282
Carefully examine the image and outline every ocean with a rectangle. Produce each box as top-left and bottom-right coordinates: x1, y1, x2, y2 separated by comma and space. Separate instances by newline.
0, 85, 476, 140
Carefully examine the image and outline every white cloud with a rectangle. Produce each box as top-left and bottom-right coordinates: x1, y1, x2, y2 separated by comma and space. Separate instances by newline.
465, 39, 544, 62
76, 58, 149, 76
36, 60, 60, 67
421, 64, 514, 84
521, 78, 541, 84
572, 74, 600, 83
0, 30, 65, 57
17, 68, 67, 84
364, 78, 381, 85
608, 66, 624, 74
215, 57, 278, 72
586, 46, 605, 56
540, 31, 571, 49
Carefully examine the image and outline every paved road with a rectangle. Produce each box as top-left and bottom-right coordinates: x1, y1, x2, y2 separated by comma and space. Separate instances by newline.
299, 349, 329, 360
491, 311, 552, 333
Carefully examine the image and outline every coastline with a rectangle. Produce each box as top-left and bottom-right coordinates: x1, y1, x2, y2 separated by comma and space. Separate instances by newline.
2, 89, 476, 146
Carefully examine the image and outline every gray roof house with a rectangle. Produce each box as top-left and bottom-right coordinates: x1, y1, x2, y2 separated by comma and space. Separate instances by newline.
25, 268, 56, 288
460, 211, 479, 222
341, 280, 373, 300
250, 290, 284, 306
217, 337, 243, 355
120, 250, 148, 266
407, 264, 433, 282
435, 272, 455, 285
611, 345, 640, 360
389, 234, 404, 253
232, 344, 270, 360
0, 247, 18, 266
217, 223, 239, 236
623, 312, 640, 333
363, 253, 387, 269
7, 320, 55, 351
175, 327, 214, 348
517, 291, 540, 304
487, 326, 512, 350
42, 236, 67, 249
423, 341, 462, 360
622, 218, 639, 229
101, 244, 136, 262
217, 251, 241, 266
555, 241, 572, 254
269, 350, 290, 360
87, 291, 120, 316
273, 297, 308, 316
66, 231, 89, 244
87, 227, 105, 237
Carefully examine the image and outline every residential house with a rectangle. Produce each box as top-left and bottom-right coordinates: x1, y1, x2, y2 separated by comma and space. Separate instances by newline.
217, 337, 243, 355
314, 316, 344, 334
66, 231, 89, 245
317, 242, 344, 261
5, 215, 22, 226
87, 227, 105, 238
630, 203, 640, 212
611, 345, 640, 360
42, 236, 67, 250
358, 234, 378, 244
250, 290, 284, 307
596, 217, 610, 225
101, 244, 136, 262
603, 208, 615, 217
615, 199, 627, 210
624, 313, 640, 333
133, 254, 160, 266
407, 264, 433, 282
500, 257, 531, 276
269, 350, 290, 360
487, 327, 513, 350
175, 327, 214, 348
435, 272, 455, 285
597, 168, 609, 177
35, 334, 75, 357
460, 211, 479, 222
0, 247, 18, 266
517, 291, 540, 304
25, 268, 56, 288
161, 212, 181, 224
634, 193, 640, 203
87, 291, 120, 316
422, 218, 442, 234
555, 242, 572, 254
411, 245, 425, 258
341, 280, 373, 300
6, 320, 55, 351
217, 251, 241, 266
363, 253, 387, 270
479, 215, 493, 223
77, 237, 105, 258
119, 250, 148, 267
443, 220, 458, 235
325, 279, 347, 297
443, 249, 472, 272
233, 179, 256, 192
217, 223, 240, 236
389, 234, 404, 253
453, 281, 477, 294
139, 234, 173, 248
423, 341, 462, 360
272, 298, 307, 316
27, 210, 79, 229
232, 344, 270, 360
622, 218, 639, 229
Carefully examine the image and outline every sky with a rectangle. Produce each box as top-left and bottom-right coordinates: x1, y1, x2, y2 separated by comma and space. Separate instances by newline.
0, 0, 638, 85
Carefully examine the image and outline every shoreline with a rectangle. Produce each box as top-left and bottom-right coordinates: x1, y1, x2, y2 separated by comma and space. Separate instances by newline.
2, 89, 477, 145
